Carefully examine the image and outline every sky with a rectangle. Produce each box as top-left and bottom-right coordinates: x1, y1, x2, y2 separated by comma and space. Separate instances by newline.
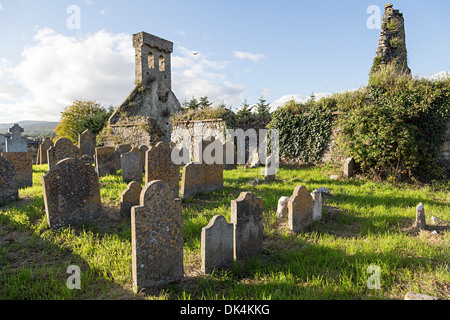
0, 0, 449, 123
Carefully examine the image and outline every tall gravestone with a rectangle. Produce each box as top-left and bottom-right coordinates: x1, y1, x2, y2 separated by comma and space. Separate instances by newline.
47, 137, 80, 170
201, 215, 234, 274
231, 191, 263, 261
78, 129, 96, 157
145, 141, 180, 198
131, 180, 183, 292
95, 146, 116, 177
0, 155, 18, 204
42, 157, 102, 230
115, 144, 132, 171
288, 185, 313, 232
121, 147, 142, 183
5, 124, 28, 152
1, 152, 33, 188
39, 137, 53, 165
120, 181, 142, 218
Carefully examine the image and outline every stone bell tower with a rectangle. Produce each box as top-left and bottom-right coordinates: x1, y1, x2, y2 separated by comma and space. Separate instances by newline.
371, 3, 411, 75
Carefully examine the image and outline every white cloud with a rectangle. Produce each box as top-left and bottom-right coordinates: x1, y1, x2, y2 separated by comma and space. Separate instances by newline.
233, 51, 265, 62
0, 4, 3, 11
421, 71, 449, 81
269, 92, 333, 112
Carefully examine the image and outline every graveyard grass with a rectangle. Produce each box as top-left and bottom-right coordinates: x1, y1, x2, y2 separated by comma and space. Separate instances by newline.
0, 164, 449, 300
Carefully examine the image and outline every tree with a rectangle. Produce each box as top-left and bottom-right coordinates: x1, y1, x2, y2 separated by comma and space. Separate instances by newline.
236, 99, 253, 119
199, 96, 213, 109
182, 97, 201, 111
256, 95, 271, 118
55, 99, 114, 144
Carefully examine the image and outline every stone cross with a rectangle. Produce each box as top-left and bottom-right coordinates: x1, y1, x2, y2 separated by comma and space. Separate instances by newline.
5, 124, 28, 152
131, 180, 183, 292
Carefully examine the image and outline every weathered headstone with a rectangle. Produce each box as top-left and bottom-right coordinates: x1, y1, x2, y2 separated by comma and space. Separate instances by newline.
78, 129, 96, 157
415, 202, 426, 229
120, 181, 142, 218
311, 191, 322, 222
288, 185, 313, 232
131, 180, 183, 291
145, 141, 180, 198
231, 191, 263, 261
1, 152, 33, 188
343, 157, 355, 178
47, 137, 80, 170
139, 145, 149, 172
5, 124, 28, 152
42, 157, 101, 230
95, 146, 116, 177
264, 154, 276, 182
0, 155, 18, 204
115, 144, 132, 170
180, 161, 223, 199
201, 215, 234, 274
39, 137, 54, 165
121, 147, 142, 183
276, 196, 290, 219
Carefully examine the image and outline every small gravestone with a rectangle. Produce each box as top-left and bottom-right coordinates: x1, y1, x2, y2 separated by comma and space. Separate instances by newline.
231, 191, 263, 261
1, 152, 33, 188
120, 181, 142, 218
121, 147, 142, 183
42, 157, 101, 230
415, 202, 426, 230
5, 124, 27, 152
39, 137, 54, 165
288, 185, 313, 232
276, 196, 290, 219
201, 215, 234, 274
47, 137, 80, 170
95, 146, 116, 177
139, 145, 149, 172
145, 141, 180, 198
131, 180, 183, 291
343, 157, 355, 178
0, 155, 18, 204
245, 148, 260, 168
311, 191, 322, 221
264, 154, 276, 182
78, 129, 96, 157
180, 161, 223, 199
115, 144, 132, 171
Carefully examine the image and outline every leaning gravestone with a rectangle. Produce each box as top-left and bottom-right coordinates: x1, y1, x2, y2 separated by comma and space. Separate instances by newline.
201, 215, 234, 274
120, 181, 142, 218
1, 152, 33, 188
39, 137, 54, 165
288, 185, 313, 232
42, 157, 101, 230
78, 129, 96, 157
0, 155, 18, 204
145, 141, 180, 198
121, 147, 142, 183
231, 191, 263, 261
5, 124, 28, 152
115, 144, 132, 171
95, 146, 116, 177
131, 180, 183, 292
47, 137, 80, 170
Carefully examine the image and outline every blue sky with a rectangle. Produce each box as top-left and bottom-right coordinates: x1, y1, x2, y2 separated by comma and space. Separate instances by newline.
0, 0, 449, 123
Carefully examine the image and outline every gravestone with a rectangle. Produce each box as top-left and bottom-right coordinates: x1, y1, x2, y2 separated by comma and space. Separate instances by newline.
145, 141, 180, 198
276, 196, 290, 219
1, 152, 33, 188
120, 181, 142, 218
115, 144, 132, 171
5, 124, 28, 152
47, 138, 80, 170
78, 129, 96, 157
0, 135, 5, 152
231, 191, 263, 261
42, 157, 101, 230
288, 185, 313, 232
131, 180, 183, 291
415, 202, 426, 230
36, 144, 41, 164
180, 161, 223, 199
0, 155, 18, 204
264, 154, 276, 182
39, 137, 54, 165
201, 215, 234, 274
81, 154, 93, 166
311, 191, 322, 221
121, 147, 142, 183
343, 157, 355, 178
139, 145, 149, 172
95, 146, 116, 177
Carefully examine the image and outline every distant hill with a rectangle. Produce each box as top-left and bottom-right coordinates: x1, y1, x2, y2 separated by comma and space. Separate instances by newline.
0, 121, 59, 137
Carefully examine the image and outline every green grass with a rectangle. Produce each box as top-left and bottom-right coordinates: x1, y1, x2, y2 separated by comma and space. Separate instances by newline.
0, 164, 448, 300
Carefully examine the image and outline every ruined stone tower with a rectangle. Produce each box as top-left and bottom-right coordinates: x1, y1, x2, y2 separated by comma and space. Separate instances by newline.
107, 32, 181, 146
371, 3, 411, 75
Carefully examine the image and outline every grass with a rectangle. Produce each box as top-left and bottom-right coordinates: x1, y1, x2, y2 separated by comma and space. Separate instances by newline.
0, 164, 448, 300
